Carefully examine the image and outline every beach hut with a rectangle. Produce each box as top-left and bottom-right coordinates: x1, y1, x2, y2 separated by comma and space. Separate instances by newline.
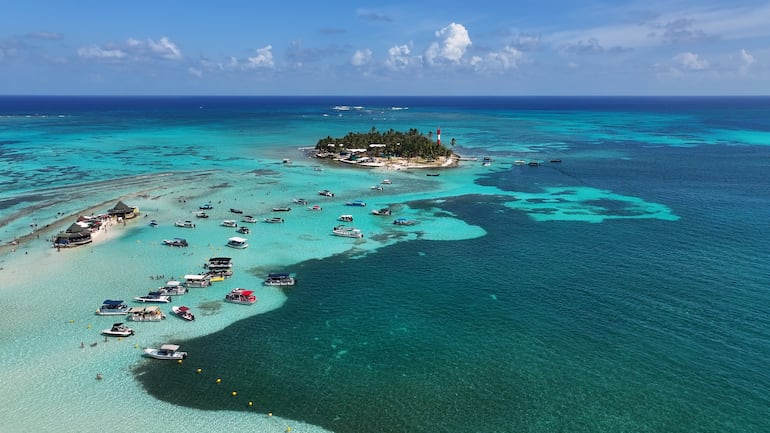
108, 200, 139, 219
53, 222, 93, 248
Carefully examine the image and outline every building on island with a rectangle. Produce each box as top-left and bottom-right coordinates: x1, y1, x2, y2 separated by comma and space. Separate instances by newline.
53, 222, 93, 248
108, 200, 140, 219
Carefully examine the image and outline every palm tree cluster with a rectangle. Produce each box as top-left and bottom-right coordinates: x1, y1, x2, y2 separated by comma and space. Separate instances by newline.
315, 127, 453, 159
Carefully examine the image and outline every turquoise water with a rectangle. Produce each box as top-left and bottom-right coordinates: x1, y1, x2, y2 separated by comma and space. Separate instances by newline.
1, 96, 769, 433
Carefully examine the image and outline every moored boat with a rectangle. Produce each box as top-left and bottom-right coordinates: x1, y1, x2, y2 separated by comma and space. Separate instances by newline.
230, 208, 243, 214
224, 288, 257, 304
263, 273, 296, 286
163, 237, 188, 247
101, 322, 135, 337
171, 305, 195, 321
134, 291, 171, 303
96, 299, 130, 316
371, 185, 383, 191
319, 189, 334, 197
345, 200, 366, 207
199, 203, 213, 210
371, 208, 391, 216
242, 215, 257, 223
236, 226, 250, 234
194, 211, 209, 218
175, 220, 195, 228
308, 205, 323, 211
221, 219, 237, 227
381, 179, 392, 184
338, 214, 353, 222
332, 225, 364, 238
293, 198, 308, 205
128, 306, 166, 322
226, 236, 248, 249
393, 217, 418, 226
183, 274, 211, 288
157, 280, 187, 296
263, 217, 284, 223
144, 344, 187, 360
272, 207, 292, 212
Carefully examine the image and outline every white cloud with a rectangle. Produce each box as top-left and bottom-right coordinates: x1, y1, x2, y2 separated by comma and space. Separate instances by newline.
351, 48, 372, 67
385, 44, 413, 70
246, 45, 274, 68
77, 37, 182, 62
426, 22, 471, 64
77, 46, 127, 59
188, 67, 203, 78
738, 49, 757, 75
673, 51, 708, 70
484, 45, 524, 70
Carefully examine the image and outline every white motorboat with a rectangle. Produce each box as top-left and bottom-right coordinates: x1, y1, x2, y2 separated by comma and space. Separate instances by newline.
293, 198, 308, 205
183, 274, 211, 288
144, 344, 187, 360
371, 208, 392, 216
345, 200, 366, 207
221, 220, 237, 228
163, 237, 188, 247
319, 189, 334, 197
226, 236, 248, 249
134, 291, 171, 303
338, 214, 353, 222
236, 226, 251, 234
242, 215, 257, 223
332, 225, 364, 238
224, 288, 257, 304
96, 299, 130, 316
171, 305, 195, 321
393, 217, 418, 226
263, 217, 284, 223
102, 322, 135, 337
175, 220, 195, 228
381, 179, 392, 184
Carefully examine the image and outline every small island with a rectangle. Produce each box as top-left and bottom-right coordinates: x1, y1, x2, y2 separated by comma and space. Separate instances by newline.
314, 127, 458, 170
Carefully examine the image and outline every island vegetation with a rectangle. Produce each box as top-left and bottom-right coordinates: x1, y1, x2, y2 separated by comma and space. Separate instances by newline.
314, 127, 457, 169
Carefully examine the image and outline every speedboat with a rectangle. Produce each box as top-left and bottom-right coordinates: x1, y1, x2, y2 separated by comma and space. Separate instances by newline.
308, 205, 322, 211
345, 200, 366, 207
149, 220, 158, 227
134, 291, 171, 303
225, 288, 257, 304
102, 322, 135, 337
226, 236, 248, 249
319, 190, 334, 197
230, 208, 243, 214
426, 173, 440, 177
194, 211, 209, 218
263, 273, 296, 286
293, 198, 308, 205
263, 217, 284, 223
371, 208, 391, 216
332, 225, 364, 238
381, 179, 392, 184
242, 215, 257, 223
157, 280, 187, 296
96, 299, 130, 316
371, 185, 383, 191
221, 220, 237, 227
199, 203, 213, 210
144, 344, 187, 360
171, 305, 195, 321
175, 220, 195, 228
236, 226, 250, 234
338, 214, 353, 222
272, 207, 292, 212
393, 217, 418, 226
163, 237, 188, 247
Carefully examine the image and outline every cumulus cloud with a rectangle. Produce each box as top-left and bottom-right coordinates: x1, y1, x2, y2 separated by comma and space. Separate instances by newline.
426, 22, 472, 64
351, 48, 373, 67
246, 45, 274, 68
385, 44, 413, 70
484, 45, 524, 70
78, 37, 183, 62
673, 51, 708, 70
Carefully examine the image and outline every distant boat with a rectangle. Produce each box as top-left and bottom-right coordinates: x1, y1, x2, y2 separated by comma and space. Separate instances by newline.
230, 208, 243, 214
226, 236, 248, 249
371, 208, 391, 216
272, 207, 292, 212
319, 190, 334, 197
426, 173, 440, 177
308, 205, 323, 211
199, 203, 213, 210
263, 217, 284, 223
332, 225, 364, 238
242, 215, 257, 223
338, 214, 353, 222
163, 238, 188, 247
393, 217, 418, 226
381, 179, 392, 185
345, 200, 366, 207
263, 273, 296, 286
102, 322, 134, 337
96, 299, 130, 316
293, 198, 308, 205
221, 220, 237, 227
175, 220, 195, 228
225, 288, 257, 305
149, 220, 158, 227
134, 291, 171, 303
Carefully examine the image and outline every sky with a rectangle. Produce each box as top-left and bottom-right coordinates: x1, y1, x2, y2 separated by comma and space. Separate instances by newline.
1, 0, 768, 96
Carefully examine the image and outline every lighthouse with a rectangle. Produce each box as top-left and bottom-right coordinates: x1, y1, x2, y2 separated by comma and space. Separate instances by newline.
437, 128, 441, 146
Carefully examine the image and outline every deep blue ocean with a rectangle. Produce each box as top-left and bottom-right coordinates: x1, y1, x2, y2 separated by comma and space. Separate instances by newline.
3, 96, 770, 432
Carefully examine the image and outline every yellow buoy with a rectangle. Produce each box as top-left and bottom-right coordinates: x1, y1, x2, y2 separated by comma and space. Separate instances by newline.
216, 378, 222, 384
196, 368, 202, 374
248, 401, 253, 407
231, 391, 237, 397
134, 343, 139, 348
177, 359, 183, 365
87, 324, 92, 328
268, 412, 273, 417
117, 337, 122, 341
286, 427, 291, 432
